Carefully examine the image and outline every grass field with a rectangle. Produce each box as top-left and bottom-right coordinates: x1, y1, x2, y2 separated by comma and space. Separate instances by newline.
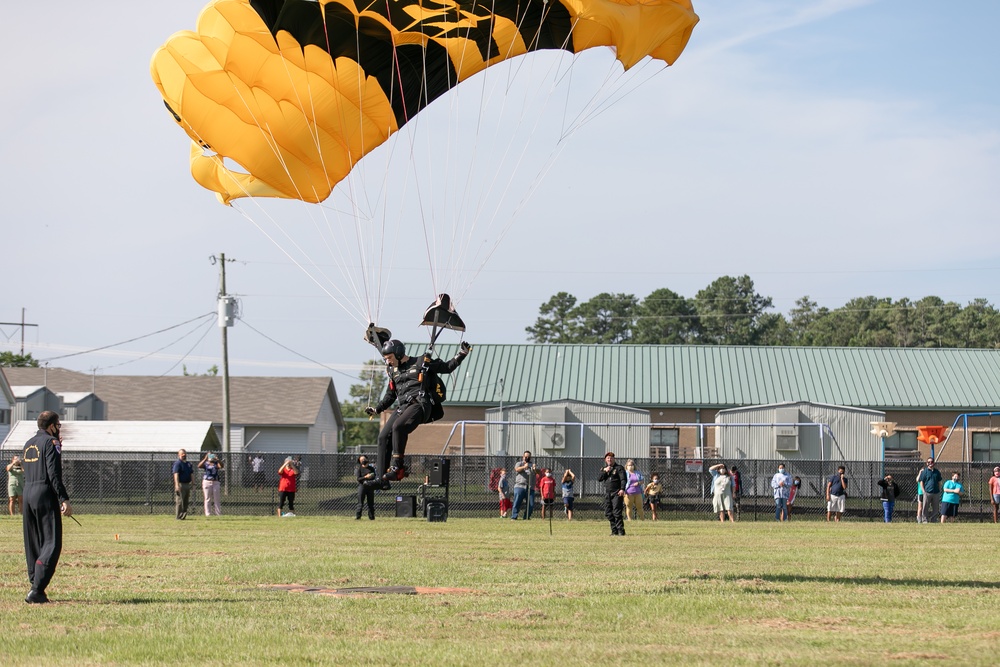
1, 513, 998, 666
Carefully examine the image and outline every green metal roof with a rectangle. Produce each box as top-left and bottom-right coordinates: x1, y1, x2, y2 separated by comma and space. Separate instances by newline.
432, 344, 1000, 411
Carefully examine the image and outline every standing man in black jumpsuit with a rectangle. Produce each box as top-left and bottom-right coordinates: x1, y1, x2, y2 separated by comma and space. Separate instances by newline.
365, 339, 471, 487
22, 410, 72, 604
598, 451, 627, 536
355, 455, 378, 520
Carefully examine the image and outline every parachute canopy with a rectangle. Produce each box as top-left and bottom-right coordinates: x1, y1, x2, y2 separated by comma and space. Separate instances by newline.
151, 0, 698, 205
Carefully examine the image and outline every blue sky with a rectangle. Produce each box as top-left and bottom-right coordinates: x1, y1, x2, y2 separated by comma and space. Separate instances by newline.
2, 0, 998, 399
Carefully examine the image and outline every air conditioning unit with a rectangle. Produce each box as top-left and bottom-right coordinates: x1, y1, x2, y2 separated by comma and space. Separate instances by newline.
775, 406, 800, 451
539, 405, 566, 451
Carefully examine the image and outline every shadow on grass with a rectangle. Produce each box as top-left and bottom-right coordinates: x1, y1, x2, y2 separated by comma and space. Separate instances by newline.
724, 573, 1000, 589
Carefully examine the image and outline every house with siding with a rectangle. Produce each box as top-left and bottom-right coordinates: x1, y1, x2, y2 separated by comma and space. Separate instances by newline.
0, 369, 14, 443
2, 368, 343, 454
392, 344, 1000, 462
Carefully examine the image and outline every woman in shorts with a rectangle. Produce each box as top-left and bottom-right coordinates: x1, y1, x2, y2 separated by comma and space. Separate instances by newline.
6, 454, 23, 516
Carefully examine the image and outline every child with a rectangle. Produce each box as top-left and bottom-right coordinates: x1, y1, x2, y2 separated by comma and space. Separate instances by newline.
539, 469, 556, 519
497, 468, 511, 518
787, 476, 801, 520
643, 474, 664, 521
561, 469, 576, 521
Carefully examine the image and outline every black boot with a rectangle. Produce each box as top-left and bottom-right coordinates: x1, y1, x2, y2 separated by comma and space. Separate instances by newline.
25, 589, 48, 604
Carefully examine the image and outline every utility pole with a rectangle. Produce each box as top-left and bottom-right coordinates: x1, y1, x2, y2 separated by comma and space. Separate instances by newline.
212, 254, 238, 494
0, 308, 39, 355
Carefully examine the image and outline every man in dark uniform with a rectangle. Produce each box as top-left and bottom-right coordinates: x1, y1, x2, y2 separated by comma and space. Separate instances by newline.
365, 339, 471, 487
22, 410, 72, 604
172, 449, 194, 520
355, 455, 378, 520
598, 451, 627, 536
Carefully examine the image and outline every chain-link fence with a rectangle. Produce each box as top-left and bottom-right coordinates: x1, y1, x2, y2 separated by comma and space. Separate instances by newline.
4, 451, 999, 522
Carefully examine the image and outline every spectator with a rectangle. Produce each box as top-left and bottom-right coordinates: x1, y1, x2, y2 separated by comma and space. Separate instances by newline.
623, 459, 645, 521
7, 454, 24, 516
876, 473, 900, 523
248, 454, 266, 492
826, 466, 848, 522
198, 452, 224, 516
561, 469, 576, 521
511, 451, 536, 520
940, 472, 966, 523
172, 449, 194, 520
787, 476, 802, 520
771, 463, 792, 522
730, 466, 742, 517
497, 468, 511, 518
709, 464, 734, 523
278, 457, 299, 517
598, 452, 627, 536
355, 455, 377, 520
539, 469, 556, 519
915, 480, 924, 524
916, 458, 943, 523
990, 467, 1000, 524
643, 473, 664, 521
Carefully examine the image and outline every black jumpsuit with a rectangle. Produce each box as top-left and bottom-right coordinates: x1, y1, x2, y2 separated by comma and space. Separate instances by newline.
598, 462, 628, 536
355, 463, 378, 519
374, 351, 467, 477
22, 430, 70, 595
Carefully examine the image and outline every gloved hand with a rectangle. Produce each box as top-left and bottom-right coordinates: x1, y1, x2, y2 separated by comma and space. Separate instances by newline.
364, 406, 377, 417
459, 341, 472, 355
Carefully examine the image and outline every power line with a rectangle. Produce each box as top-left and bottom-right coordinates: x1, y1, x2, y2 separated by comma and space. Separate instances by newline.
37, 313, 216, 363
237, 317, 359, 381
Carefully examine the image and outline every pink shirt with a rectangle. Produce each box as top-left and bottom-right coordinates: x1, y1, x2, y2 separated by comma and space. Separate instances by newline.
989, 475, 1000, 496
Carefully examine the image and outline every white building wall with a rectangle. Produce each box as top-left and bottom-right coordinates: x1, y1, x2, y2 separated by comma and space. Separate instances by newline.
715, 401, 885, 461
485, 400, 650, 459
308, 399, 340, 453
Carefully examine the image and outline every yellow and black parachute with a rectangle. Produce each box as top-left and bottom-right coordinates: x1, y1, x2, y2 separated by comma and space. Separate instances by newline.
151, 0, 698, 205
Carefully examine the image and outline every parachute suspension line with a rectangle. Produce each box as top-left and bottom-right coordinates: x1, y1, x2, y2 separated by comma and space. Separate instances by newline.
427, 0, 571, 301
559, 59, 668, 140
237, 39, 384, 328
230, 203, 368, 326
446, 11, 588, 301
178, 110, 369, 325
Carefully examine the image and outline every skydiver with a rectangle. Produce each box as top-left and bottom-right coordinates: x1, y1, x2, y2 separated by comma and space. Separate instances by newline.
365, 339, 472, 487
21, 410, 72, 604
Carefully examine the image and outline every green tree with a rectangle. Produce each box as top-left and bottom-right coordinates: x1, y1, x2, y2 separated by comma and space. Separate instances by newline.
952, 299, 1000, 348
0, 351, 39, 367
182, 364, 219, 376
787, 297, 830, 346
341, 361, 388, 448
525, 292, 578, 344
694, 275, 780, 345
572, 292, 637, 344
632, 288, 700, 344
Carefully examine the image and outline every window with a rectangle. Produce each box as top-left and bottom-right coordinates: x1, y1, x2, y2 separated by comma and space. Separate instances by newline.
884, 431, 918, 451
650, 428, 679, 458
0, 408, 9, 425
972, 433, 1000, 462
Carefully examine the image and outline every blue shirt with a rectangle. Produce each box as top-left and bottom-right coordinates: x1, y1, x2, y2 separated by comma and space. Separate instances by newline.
828, 473, 847, 496
942, 480, 964, 505
172, 459, 193, 483
202, 461, 220, 482
918, 467, 943, 494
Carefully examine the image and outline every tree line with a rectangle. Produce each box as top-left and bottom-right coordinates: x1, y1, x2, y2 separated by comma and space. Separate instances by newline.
525, 275, 1000, 348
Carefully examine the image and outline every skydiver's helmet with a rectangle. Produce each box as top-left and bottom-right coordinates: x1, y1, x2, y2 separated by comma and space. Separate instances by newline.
381, 339, 406, 359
